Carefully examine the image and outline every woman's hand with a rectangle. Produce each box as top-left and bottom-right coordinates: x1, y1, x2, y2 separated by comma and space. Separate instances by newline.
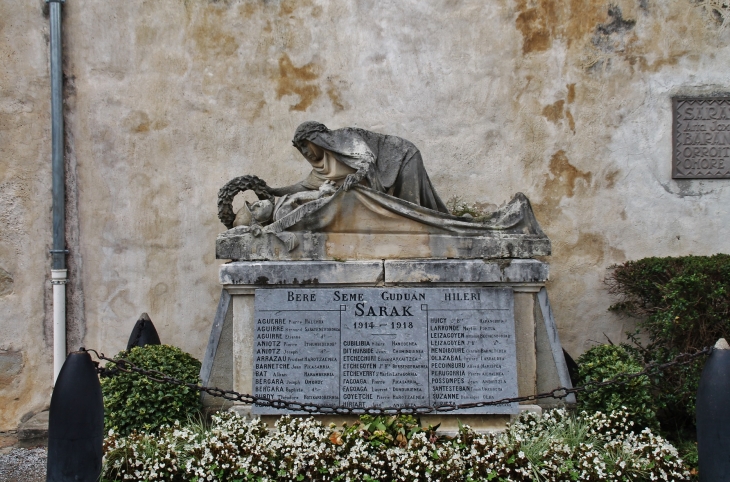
343, 171, 365, 191
318, 180, 338, 197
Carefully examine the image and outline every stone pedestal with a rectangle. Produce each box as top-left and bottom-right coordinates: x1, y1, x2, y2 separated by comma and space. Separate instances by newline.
202, 259, 572, 431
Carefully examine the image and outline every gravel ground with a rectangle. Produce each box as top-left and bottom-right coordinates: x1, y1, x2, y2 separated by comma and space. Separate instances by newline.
0, 448, 46, 482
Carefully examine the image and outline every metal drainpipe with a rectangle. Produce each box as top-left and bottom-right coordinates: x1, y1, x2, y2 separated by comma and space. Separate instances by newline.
48, 0, 68, 384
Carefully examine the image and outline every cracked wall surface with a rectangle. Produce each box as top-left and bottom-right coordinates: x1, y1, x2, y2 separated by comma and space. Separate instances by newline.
1, 0, 729, 429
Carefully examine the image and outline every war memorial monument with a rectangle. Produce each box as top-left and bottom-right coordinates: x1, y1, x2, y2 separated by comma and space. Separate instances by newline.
202, 121, 573, 430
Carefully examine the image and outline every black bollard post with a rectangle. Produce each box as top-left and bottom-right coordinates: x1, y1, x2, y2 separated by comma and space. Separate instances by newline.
126, 312, 161, 350
47, 350, 104, 482
696, 338, 730, 481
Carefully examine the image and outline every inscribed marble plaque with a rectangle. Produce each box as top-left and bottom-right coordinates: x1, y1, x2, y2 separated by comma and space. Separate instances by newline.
673, 97, 730, 179
252, 288, 518, 415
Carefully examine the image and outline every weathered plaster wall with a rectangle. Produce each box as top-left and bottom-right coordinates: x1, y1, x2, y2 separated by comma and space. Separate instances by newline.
0, 0, 55, 428
1, 0, 729, 429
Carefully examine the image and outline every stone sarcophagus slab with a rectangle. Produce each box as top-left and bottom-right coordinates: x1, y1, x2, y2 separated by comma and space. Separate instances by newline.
216, 189, 550, 261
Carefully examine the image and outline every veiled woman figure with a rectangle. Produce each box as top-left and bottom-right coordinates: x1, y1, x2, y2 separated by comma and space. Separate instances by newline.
268, 121, 449, 214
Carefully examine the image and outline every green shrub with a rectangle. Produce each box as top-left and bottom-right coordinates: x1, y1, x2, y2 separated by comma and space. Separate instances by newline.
101, 344, 202, 436
607, 254, 730, 433
608, 254, 730, 352
575, 344, 657, 430
338, 414, 438, 449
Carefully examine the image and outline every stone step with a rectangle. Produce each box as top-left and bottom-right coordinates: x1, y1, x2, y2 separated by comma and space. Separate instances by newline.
17, 412, 48, 448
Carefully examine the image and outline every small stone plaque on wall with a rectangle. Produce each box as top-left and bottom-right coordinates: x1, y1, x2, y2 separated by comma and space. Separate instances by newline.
252, 288, 518, 415
673, 97, 730, 179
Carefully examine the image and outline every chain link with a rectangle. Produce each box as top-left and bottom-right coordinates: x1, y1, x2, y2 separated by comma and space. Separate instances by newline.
86, 346, 711, 416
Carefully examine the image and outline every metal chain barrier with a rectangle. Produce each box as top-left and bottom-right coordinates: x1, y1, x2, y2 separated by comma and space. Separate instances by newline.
85, 346, 712, 416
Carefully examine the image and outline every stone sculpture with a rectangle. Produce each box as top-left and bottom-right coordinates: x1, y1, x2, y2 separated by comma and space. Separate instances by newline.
271, 121, 448, 213
216, 122, 550, 260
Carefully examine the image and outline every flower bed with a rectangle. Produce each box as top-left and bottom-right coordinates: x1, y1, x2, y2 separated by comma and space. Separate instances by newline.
102, 409, 689, 482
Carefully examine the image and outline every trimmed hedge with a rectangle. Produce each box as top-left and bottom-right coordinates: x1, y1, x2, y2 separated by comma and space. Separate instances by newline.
607, 254, 730, 432
576, 344, 657, 431
101, 344, 202, 436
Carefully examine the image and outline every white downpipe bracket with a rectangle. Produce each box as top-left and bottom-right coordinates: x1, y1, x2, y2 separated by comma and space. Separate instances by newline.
51, 269, 67, 383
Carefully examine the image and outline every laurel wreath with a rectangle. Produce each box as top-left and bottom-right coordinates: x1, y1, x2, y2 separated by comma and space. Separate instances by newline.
217, 175, 274, 229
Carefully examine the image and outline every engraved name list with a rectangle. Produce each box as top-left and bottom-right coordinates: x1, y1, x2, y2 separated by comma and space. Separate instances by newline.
252, 288, 518, 415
